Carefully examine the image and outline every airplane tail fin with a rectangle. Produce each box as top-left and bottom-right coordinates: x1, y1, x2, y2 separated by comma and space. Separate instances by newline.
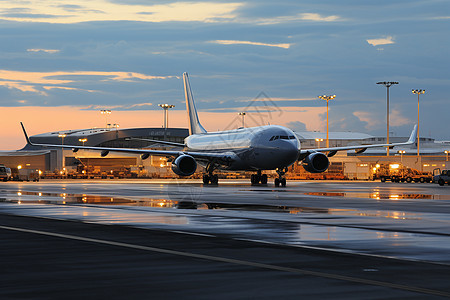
183, 72, 207, 135
407, 124, 418, 144
20, 122, 33, 145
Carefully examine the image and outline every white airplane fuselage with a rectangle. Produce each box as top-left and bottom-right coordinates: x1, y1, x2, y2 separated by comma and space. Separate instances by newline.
185, 125, 300, 171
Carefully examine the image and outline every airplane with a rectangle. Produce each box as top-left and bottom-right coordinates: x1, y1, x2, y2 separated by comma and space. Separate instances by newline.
21, 72, 417, 187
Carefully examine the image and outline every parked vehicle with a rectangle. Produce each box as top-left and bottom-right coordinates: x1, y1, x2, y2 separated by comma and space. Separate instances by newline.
374, 164, 432, 183
0, 165, 11, 181
433, 169, 450, 186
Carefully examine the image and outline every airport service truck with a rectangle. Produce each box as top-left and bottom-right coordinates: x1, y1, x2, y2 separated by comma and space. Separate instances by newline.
0, 165, 12, 181
374, 165, 432, 183
433, 169, 450, 186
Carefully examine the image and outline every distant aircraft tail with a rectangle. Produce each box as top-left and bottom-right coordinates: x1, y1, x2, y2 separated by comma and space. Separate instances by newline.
183, 72, 207, 135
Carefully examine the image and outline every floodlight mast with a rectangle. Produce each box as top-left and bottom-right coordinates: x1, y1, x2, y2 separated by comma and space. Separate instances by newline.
238, 112, 246, 128
376, 81, 399, 156
158, 104, 175, 129
412, 89, 425, 157
318, 94, 336, 148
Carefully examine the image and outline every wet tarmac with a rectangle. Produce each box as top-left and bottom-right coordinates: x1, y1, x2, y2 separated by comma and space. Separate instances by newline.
1, 179, 450, 264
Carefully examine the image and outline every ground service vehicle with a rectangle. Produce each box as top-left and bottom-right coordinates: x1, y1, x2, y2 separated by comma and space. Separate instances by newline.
433, 169, 450, 186
0, 165, 10, 181
375, 165, 432, 183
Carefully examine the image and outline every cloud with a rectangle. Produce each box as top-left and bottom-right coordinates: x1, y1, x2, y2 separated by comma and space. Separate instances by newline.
248, 12, 342, 25
211, 40, 291, 49
286, 121, 307, 132
27, 49, 60, 54
366, 36, 395, 46
0, 1, 242, 23
82, 103, 154, 111
353, 109, 411, 131
0, 70, 176, 95
300, 13, 340, 22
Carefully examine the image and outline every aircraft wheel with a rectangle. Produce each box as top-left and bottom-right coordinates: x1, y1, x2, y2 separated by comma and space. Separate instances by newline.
274, 178, 280, 187
202, 175, 210, 185
210, 174, 219, 185
261, 174, 268, 185
281, 178, 286, 187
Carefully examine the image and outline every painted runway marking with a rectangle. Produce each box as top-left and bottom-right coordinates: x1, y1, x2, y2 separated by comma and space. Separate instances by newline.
1, 224, 449, 298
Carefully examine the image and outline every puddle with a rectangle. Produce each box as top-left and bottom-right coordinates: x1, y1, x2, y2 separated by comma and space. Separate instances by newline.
305, 191, 450, 200
0, 190, 423, 220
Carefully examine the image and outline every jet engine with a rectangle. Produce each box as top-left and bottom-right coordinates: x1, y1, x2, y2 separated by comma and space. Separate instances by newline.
301, 152, 329, 173
171, 154, 197, 176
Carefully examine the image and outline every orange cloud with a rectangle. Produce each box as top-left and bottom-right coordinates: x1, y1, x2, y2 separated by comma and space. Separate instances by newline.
0, 1, 242, 24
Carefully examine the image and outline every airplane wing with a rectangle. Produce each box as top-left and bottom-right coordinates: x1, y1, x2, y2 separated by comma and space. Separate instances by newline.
125, 137, 185, 148
20, 122, 235, 163
298, 124, 417, 159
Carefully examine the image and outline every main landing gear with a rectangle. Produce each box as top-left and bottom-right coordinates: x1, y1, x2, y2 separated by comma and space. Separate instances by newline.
203, 162, 218, 185
250, 170, 268, 185
274, 168, 287, 187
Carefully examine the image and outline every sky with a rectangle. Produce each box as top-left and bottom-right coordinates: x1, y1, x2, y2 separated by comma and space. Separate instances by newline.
0, 0, 449, 150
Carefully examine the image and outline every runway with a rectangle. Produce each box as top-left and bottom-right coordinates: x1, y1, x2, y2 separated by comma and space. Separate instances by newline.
1, 179, 450, 299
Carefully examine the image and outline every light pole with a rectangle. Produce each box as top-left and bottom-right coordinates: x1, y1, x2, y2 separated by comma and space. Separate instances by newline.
58, 133, 66, 170
318, 95, 336, 148
315, 138, 323, 148
100, 110, 111, 128
158, 104, 175, 129
238, 112, 246, 128
78, 138, 87, 146
377, 81, 398, 156
412, 89, 425, 157
445, 150, 448, 162
398, 150, 405, 164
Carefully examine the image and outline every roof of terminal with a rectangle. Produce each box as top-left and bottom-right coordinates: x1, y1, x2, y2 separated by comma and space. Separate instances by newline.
295, 131, 373, 140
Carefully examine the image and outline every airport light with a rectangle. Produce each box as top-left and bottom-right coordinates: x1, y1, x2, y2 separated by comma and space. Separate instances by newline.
398, 150, 406, 164
158, 104, 175, 129
113, 124, 120, 130
318, 94, 336, 148
412, 89, 425, 157
100, 110, 112, 128
78, 138, 87, 146
315, 138, 324, 148
238, 112, 246, 128
445, 150, 449, 162
58, 134, 66, 169
377, 81, 399, 156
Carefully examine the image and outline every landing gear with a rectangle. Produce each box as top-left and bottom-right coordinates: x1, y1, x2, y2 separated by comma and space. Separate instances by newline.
251, 170, 268, 185
275, 168, 287, 187
203, 174, 218, 185
203, 162, 218, 185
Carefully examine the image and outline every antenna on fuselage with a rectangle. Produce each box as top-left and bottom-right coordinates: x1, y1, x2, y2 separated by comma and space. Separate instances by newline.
183, 72, 207, 135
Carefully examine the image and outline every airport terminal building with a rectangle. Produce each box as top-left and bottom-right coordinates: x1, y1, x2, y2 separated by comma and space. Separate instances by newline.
0, 126, 449, 179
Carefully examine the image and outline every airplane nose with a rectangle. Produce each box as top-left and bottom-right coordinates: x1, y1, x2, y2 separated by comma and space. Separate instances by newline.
280, 141, 300, 165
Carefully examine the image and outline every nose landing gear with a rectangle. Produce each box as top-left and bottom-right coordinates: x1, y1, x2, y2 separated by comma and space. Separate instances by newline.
203, 162, 218, 185
275, 168, 287, 187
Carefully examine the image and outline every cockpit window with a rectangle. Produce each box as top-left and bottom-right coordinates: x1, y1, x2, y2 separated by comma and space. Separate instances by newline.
270, 135, 296, 141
